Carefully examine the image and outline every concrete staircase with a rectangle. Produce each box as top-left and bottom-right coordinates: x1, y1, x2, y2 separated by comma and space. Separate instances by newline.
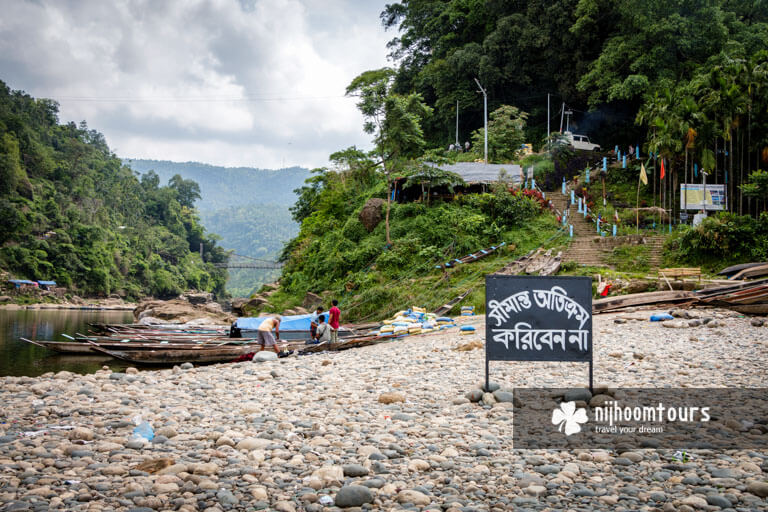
548, 191, 666, 269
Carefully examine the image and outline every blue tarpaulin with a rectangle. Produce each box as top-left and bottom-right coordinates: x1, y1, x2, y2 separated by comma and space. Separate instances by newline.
235, 313, 328, 331
37, 281, 56, 286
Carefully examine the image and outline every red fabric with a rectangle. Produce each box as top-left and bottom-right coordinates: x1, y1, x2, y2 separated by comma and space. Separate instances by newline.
660, 159, 666, 180
600, 284, 612, 297
329, 306, 341, 329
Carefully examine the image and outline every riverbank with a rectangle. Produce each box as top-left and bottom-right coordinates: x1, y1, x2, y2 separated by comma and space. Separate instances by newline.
0, 297, 135, 311
1, 308, 767, 511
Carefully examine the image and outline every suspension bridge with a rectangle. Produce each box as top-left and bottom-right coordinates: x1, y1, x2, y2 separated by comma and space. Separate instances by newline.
212, 253, 283, 270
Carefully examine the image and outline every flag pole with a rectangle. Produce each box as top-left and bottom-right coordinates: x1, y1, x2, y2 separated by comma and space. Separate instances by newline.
636, 173, 641, 234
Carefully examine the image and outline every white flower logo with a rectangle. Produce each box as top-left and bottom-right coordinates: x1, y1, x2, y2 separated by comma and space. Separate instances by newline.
552, 401, 588, 436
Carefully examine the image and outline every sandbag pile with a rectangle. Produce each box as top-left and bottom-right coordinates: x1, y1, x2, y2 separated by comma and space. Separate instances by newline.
374, 307, 456, 337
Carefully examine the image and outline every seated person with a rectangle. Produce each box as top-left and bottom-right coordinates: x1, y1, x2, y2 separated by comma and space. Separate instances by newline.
313, 316, 331, 344
310, 306, 326, 342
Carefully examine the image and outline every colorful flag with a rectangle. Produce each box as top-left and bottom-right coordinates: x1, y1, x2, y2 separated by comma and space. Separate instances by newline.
660, 158, 666, 180
640, 163, 648, 185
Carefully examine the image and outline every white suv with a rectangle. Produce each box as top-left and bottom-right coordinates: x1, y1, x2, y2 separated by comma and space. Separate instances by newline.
563, 131, 600, 151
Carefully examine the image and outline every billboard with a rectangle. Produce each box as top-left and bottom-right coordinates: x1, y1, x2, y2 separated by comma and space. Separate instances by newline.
680, 184, 726, 211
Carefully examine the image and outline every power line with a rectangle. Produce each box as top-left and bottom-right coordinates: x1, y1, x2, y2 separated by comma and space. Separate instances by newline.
48, 94, 350, 104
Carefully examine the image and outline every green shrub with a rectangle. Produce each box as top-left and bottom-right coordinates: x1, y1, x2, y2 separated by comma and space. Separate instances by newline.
665, 212, 768, 271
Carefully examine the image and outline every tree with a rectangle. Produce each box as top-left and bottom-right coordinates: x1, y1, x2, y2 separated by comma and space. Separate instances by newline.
346, 68, 433, 245
168, 174, 202, 209
471, 105, 528, 162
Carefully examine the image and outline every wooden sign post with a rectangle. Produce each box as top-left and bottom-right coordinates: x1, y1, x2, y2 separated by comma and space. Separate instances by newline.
485, 275, 593, 391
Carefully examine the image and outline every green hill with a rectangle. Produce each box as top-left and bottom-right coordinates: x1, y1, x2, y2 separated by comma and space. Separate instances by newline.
0, 81, 227, 300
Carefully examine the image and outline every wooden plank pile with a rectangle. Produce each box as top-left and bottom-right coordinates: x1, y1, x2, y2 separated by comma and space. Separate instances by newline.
593, 278, 768, 314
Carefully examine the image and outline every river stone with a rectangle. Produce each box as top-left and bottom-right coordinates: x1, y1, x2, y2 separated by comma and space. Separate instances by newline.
334, 485, 373, 507
343, 464, 369, 477
465, 390, 483, 402
747, 481, 768, 497
217, 490, 238, 506
378, 392, 405, 404
253, 352, 278, 362
680, 495, 708, 509
68, 427, 94, 441
274, 501, 296, 512
710, 468, 739, 479
155, 426, 177, 438
312, 466, 344, 486
705, 495, 732, 508
359, 478, 385, 489
564, 389, 592, 402
396, 489, 431, 506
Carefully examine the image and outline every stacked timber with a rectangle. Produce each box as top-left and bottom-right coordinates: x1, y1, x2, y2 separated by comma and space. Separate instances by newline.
593, 278, 768, 314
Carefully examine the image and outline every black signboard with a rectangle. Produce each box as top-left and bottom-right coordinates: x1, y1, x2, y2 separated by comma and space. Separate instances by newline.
485, 275, 593, 390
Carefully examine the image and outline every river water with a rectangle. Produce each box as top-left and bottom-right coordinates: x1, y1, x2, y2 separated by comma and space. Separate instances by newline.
0, 309, 134, 377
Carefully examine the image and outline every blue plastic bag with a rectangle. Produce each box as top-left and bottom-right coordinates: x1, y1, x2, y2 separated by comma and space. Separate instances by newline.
132, 420, 154, 441
650, 313, 674, 322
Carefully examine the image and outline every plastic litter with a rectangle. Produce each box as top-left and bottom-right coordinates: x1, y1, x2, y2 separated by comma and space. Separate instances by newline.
318, 496, 333, 506
650, 313, 674, 322
131, 415, 154, 442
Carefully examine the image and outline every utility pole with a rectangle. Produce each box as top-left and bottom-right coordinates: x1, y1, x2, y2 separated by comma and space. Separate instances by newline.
455, 100, 459, 147
474, 78, 488, 164
559, 102, 565, 133
547, 93, 550, 149
564, 108, 573, 132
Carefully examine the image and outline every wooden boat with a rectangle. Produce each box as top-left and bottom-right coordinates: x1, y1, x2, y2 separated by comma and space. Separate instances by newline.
20, 338, 250, 355
89, 323, 226, 335
717, 261, 768, 277
85, 341, 263, 365
593, 290, 696, 313
433, 289, 472, 316
730, 263, 768, 281
436, 242, 506, 269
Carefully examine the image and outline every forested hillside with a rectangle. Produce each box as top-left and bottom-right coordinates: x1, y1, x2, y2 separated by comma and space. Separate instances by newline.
199, 206, 297, 297
0, 81, 228, 299
265, 0, 768, 319
126, 160, 309, 297
381, 1, 768, 215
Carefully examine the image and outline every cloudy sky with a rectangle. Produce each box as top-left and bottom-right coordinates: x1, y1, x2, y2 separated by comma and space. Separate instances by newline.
0, 0, 393, 169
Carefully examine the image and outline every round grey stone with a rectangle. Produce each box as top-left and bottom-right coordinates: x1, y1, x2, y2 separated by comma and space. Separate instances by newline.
334, 485, 373, 507
216, 490, 238, 506
705, 495, 732, 508
563, 389, 592, 402
465, 390, 483, 402
342, 464, 369, 477
492, 390, 515, 403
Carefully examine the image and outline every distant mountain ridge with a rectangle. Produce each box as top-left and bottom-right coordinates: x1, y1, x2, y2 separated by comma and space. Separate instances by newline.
122, 159, 310, 296
124, 159, 311, 211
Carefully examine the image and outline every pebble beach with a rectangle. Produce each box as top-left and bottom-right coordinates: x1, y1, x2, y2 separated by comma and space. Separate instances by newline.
1, 308, 767, 512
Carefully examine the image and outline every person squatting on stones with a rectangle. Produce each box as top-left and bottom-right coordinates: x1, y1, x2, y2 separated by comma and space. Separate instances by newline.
256, 315, 293, 357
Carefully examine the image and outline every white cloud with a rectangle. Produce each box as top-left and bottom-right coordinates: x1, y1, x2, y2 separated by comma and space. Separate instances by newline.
0, 0, 391, 168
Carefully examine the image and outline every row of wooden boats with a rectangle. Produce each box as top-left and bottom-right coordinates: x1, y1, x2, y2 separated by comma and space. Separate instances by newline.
20, 322, 392, 365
